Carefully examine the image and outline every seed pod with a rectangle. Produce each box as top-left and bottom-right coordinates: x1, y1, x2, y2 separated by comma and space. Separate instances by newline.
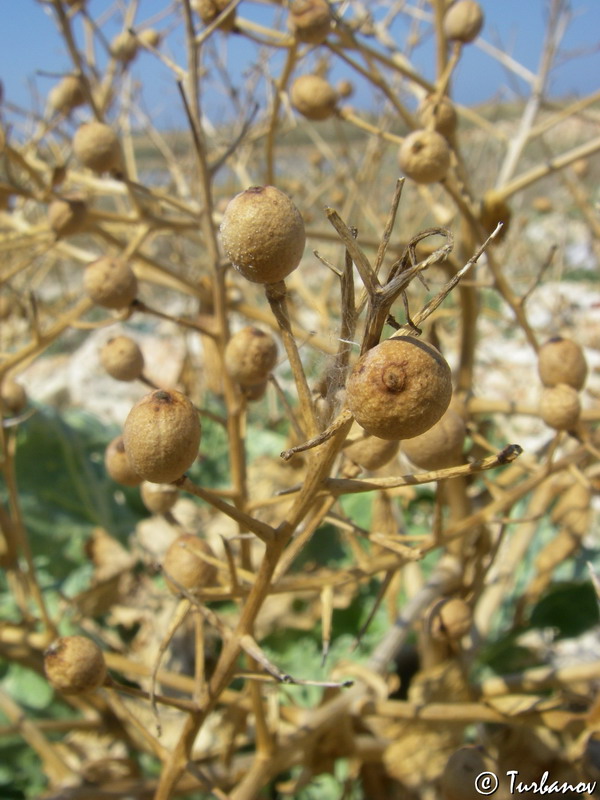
290, 75, 338, 121
140, 481, 179, 514
193, 0, 237, 31
1, 378, 27, 416
100, 336, 144, 382
401, 407, 465, 470
220, 185, 305, 284
532, 195, 553, 213
111, 31, 139, 63
443, 0, 484, 44
105, 434, 142, 487
539, 384, 581, 431
138, 28, 161, 48
224, 327, 278, 387
538, 336, 587, 391
47, 196, 88, 239
398, 129, 451, 184
430, 597, 472, 643
44, 635, 107, 695
336, 79, 354, 99
346, 336, 452, 440
123, 389, 201, 483
479, 189, 511, 240
241, 380, 268, 402
344, 424, 399, 470
288, 0, 332, 44
417, 94, 457, 139
162, 533, 218, 594
73, 121, 121, 174
442, 745, 496, 800
48, 75, 85, 115
572, 158, 589, 179
83, 256, 138, 309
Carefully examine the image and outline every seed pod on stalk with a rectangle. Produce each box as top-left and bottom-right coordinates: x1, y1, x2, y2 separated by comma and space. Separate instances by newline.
44, 636, 107, 695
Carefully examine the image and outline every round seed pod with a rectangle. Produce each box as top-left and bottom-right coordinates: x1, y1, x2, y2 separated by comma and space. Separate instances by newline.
442, 745, 496, 800
538, 336, 587, 391
219, 185, 305, 284
48, 196, 88, 239
83, 256, 138, 310
532, 195, 553, 213
73, 122, 121, 174
162, 533, 218, 594
443, 0, 484, 44
430, 597, 472, 643
398, 129, 451, 184
44, 636, 107, 695
417, 94, 457, 139
344, 425, 399, 470
48, 75, 85, 115
1, 378, 27, 416
346, 336, 452, 440
100, 336, 144, 382
290, 75, 338, 121
140, 481, 179, 514
336, 79, 354, 99
193, 0, 237, 31
105, 434, 142, 487
479, 189, 511, 241
138, 28, 161, 48
111, 31, 139, 63
539, 384, 581, 431
288, 0, 332, 44
401, 407, 465, 470
123, 389, 201, 484
241, 380, 268, 402
224, 327, 278, 387
572, 158, 589, 179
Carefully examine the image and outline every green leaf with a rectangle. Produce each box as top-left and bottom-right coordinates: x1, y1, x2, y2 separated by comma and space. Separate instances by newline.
529, 581, 600, 639
2, 665, 53, 711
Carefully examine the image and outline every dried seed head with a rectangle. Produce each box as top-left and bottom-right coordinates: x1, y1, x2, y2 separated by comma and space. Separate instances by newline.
417, 94, 457, 139
290, 75, 338, 121
44, 635, 107, 695
288, 0, 332, 44
140, 481, 179, 514
162, 533, 218, 594
532, 195, 553, 213
401, 407, 465, 470
193, 0, 237, 31
443, 0, 484, 43
479, 190, 511, 240
47, 197, 88, 239
430, 597, 472, 643
48, 75, 85, 115
100, 336, 144, 382
111, 31, 139, 63
442, 745, 496, 800
224, 327, 278, 387
539, 384, 581, 431
73, 122, 121, 174
573, 158, 589, 179
220, 185, 305, 284
346, 336, 452, 440
1, 378, 27, 416
123, 389, 201, 483
538, 336, 588, 391
398, 129, 451, 184
105, 434, 142, 487
138, 28, 161, 48
336, 79, 354, 99
344, 423, 400, 470
83, 256, 138, 309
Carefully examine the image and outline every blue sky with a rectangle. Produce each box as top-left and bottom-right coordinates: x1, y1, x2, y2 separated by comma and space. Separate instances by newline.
1, 1, 599, 129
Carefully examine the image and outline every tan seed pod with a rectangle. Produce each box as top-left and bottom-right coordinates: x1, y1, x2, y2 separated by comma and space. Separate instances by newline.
417, 94, 457, 138
224, 327, 278, 387
401, 407, 465, 470
162, 533, 218, 594
537, 336, 588, 391
140, 481, 179, 514
443, 0, 484, 44
138, 28, 161, 48
123, 389, 201, 484
336, 79, 354, 99
193, 0, 237, 31
539, 384, 581, 431
398, 129, 451, 184
220, 185, 306, 284
344, 424, 399, 470
73, 121, 121, 174
430, 597, 472, 643
572, 157, 589, 179
441, 745, 496, 800
44, 635, 107, 695
479, 189, 511, 241
288, 0, 332, 44
48, 75, 85, 114
241, 380, 268, 402
1, 378, 27, 416
532, 195, 553, 213
83, 256, 138, 310
100, 336, 144, 382
290, 74, 338, 121
105, 434, 142, 487
47, 196, 88, 239
346, 336, 452, 440
111, 31, 139, 63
